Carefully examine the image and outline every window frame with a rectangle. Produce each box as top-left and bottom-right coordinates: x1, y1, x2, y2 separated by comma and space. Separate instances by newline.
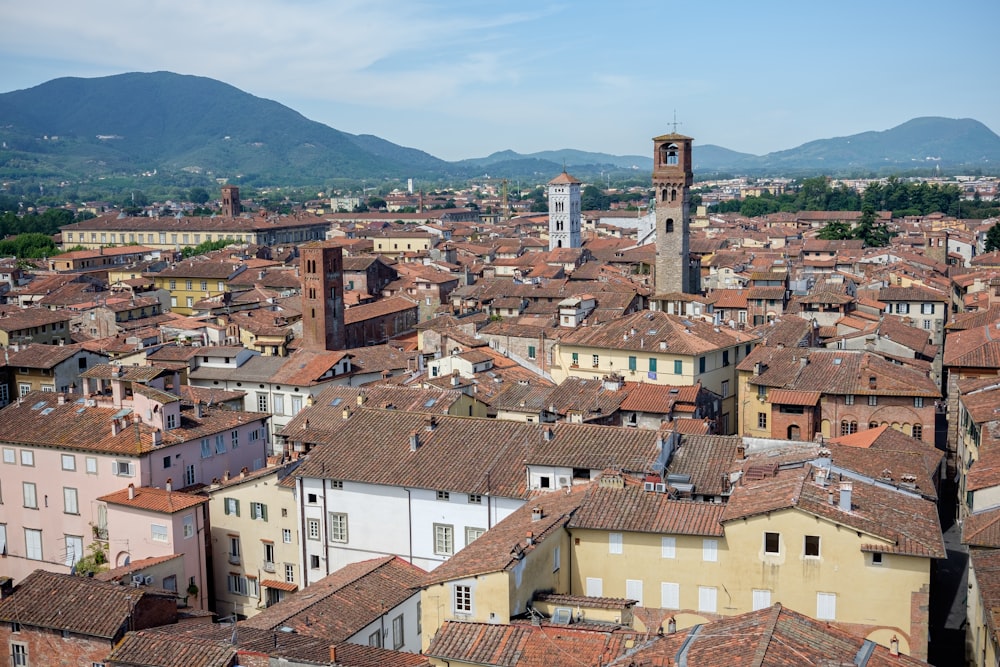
804, 534, 821, 558
764, 531, 780, 555
328, 512, 349, 543
454, 584, 472, 613
434, 523, 455, 556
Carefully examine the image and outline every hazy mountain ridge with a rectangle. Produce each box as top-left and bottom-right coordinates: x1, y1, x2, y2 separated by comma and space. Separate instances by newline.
1, 72, 998, 185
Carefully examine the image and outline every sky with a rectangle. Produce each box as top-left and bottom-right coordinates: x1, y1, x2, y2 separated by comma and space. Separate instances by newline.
1, 0, 999, 162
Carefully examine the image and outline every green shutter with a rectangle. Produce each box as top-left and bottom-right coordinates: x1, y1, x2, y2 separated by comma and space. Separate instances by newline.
648, 358, 657, 372
628, 356, 637, 371
261, 504, 268, 522
674, 360, 682, 374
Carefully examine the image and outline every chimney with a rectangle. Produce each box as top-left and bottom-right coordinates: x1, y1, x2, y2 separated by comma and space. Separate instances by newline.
543, 427, 554, 442
342, 407, 351, 420
667, 617, 677, 634
868, 375, 877, 390
57, 394, 65, 405
223, 470, 231, 482
127, 483, 135, 500
451, 371, 460, 387
240, 466, 248, 478
753, 362, 762, 376
525, 531, 534, 545
195, 402, 203, 418
531, 506, 543, 521
890, 635, 899, 657
165, 478, 172, 492
736, 444, 746, 460
409, 431, 420, 451
111, 419, 120, 437
839, 481, 852, 511
330, 645, 337, 664
152, 430, 162, 447
0, 577, 13, 600
800, 355, 808, 369
356, 391, 367, 406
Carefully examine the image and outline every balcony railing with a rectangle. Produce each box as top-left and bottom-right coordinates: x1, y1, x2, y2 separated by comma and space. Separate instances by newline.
228, 554, 241, 565
262, 560, 275, 573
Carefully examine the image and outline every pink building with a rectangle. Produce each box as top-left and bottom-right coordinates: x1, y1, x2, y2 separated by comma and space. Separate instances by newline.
0, 363, 268, 588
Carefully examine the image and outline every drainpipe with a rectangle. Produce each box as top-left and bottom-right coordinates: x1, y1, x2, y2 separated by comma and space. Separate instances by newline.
404, 488, 414, 564
298, 477, 309, 587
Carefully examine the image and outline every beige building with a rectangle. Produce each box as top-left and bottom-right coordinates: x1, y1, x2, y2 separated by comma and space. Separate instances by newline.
205, 461, 302, 618
553, 310, 757, 434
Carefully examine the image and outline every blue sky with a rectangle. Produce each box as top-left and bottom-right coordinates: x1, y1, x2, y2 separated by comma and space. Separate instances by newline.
1, 1, 998, 161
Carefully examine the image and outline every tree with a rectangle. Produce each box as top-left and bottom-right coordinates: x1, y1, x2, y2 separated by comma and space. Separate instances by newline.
73, 541, 109, 577
985, 222, 1000, 253
367, 196, 386, 210
189, 187, 210, 204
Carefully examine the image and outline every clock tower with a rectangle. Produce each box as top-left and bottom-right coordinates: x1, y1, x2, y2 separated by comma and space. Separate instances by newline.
652, 133, 696, 295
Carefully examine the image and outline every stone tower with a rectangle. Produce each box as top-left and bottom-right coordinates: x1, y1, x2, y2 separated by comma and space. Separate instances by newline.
548, 171, 582, 250
300, 241, 346, 351
652, 133, 695, 294
221, 185, 241, 218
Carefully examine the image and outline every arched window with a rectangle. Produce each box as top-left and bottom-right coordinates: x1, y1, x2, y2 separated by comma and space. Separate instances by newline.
840, 420, 858, 436
662, 188, 669, 203
912, 423, 923, 440
665, 143, 679, 165
671, 189, 677, 202
868, 422, 878, 430
557, 240, 563, 248
787, 425, 801, 440
665, 219, 674, 233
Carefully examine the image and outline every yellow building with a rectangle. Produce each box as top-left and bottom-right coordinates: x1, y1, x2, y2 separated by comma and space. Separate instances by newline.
553, 310, 757, 434
369, 230, 436, 258
205, 462, 302, 618
420, 467, 943, 660
151, 259, 248, 315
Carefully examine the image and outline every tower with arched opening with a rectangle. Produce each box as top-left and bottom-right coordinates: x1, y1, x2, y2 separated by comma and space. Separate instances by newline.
652, 133, 695, 295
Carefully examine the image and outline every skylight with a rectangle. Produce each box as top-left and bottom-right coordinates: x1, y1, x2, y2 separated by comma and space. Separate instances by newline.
330, 398, 342, 407
31, 401, 47, 411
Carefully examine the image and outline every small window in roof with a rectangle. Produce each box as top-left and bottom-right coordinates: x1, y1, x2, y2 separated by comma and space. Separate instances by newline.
424, 399, 437, 408
31, 401, 47, 410
834, 358, 842, 365
40, 408, 54, 416
330, 398, 342, 407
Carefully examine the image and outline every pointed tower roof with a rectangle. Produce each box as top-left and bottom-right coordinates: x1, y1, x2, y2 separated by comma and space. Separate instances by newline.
548, 171, 581, 185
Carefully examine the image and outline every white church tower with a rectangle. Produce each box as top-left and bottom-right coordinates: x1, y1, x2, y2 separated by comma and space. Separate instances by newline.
548, 171, 582, 250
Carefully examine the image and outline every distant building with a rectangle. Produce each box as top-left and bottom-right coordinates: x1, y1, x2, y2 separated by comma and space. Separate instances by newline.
548, 171, 582, 250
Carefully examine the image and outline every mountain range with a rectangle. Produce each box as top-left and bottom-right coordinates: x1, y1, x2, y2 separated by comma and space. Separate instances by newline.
1, 71, 999, 186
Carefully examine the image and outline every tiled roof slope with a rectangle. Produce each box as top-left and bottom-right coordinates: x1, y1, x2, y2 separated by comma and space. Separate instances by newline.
629, 603, 930, 667
241, 556, 425, 642
560, 310, 757, 355
426, 621, 635, 667
944, 321, 1000, 368
963, 507, 1000, 548
969, 548, 1000, 655
0, 570, 159, 638
287, 409, 665, 497
722, 466, 944, 558
422, 485, 589, 587
106, 630, 237, 667
738, 347, 939, 397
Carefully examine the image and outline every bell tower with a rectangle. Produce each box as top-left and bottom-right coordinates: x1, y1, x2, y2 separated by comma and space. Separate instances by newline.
548, 171, 582, 250
652, 133, 695, 295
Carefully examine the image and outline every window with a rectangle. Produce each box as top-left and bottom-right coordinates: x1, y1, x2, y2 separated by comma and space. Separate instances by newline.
228, 535, 241, 563
673, 359, 682, 374
436, 490, 450, 501
257, 394, 268, 412
65, 535, 83, 566
757, 412, 767, 429
897, 303, 909, 315
434, 524, 454, 555
61, 454, 76, 471
764, 532, 780, 555
868, 395, 878, 406
392, 614, 405, 649
368, 630, 382, 648
628, 356, 637, 371
23, 482, 37, 509
63, 487, 79, 515
224, 498, 240, 516
722, 350, 730, 367
165, 413, 176, 429
11, 643, 27, 667
923, 319, 932, 330
183, 514, 195, 539
307, 493, 318, 504
914, 397, 924, 408
661, 536, 676, 559
757, 385, 767, 399
721, 380, 730, 398
185, 464, 196, 486
201, 439, 211, 458
752, 589, 771, 611
231, 430, 239, 449
698, 586, 717, 613
454, 584, 472, 613
609, 532, 623, 554
328, 513, 348, 543
845, 394, 854, 405
115, 460, 134, 477
871, 551, 884, 566
699, 357, 706, 373
586, 577, 603, 597
912, 423, 923, 439
592, 354, 600, 368
553, 545, 561, 572
19, 383, 31, 398
250, 502, 268, 521
840, 420, 858, 435
291, 396, 302, 416
151, 524, 168, 542
466, 527, 485, 545
816, 592, 836, 620
661, 582, 680, 609
215, 434, 226, 455
529, 346, 537, 361
2, 448, 14, 464
228, 573, 248, 596
285, 563, 295, 583
0, 525, 6, 556
273, 394, 285, 415
20, 450, 34, 466
283, 528, 292, 544
468, 494, 482, 504
703, 539, 718, 562
921, 302, 934, 315
571, 352, 579, 367
804, 535, 820, 557
307, 519, 321, 541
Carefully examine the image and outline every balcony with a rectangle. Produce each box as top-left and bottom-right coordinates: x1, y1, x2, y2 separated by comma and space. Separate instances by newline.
262, 560, 275, 573
228, 554, 241, 565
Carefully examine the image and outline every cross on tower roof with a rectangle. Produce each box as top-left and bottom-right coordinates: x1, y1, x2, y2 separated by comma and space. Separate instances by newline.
670, 110, 682, 134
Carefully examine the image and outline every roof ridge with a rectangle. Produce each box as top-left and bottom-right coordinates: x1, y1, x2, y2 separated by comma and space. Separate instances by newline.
750, 603, 783, 667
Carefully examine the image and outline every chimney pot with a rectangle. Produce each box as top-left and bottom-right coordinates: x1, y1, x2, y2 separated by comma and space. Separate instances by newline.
839, 481, 852, 511
127, 483, 135, 500
330, 645, 337, 663
165, 478, 172, 492
409, 431, 420, 451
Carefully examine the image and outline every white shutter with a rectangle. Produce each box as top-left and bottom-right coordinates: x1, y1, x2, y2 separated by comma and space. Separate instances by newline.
25, 529, 42, 560
702, 539, 718, 562
752, 589, 771, 611
585, 577, 603, 597
698, 586, 717, 613
817, 592, 836, 620
625, 579, 643, 607
661, 536, 676, 559
609, 532, 623, 555
661, 582, 679, 609
0, 525, 6, 555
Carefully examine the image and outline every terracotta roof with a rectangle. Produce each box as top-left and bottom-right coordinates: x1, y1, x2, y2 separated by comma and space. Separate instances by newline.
964, 507, 1000, 548
107, 631, 237, 667
269, 348, 350, 386
99, 485, 208, 513
261, 579, 298, 592
241, 556, 425, 642
666, 434, 741, 497
95, 553, 184, 582
0, 570, 163, 638
0, 307, 72, 331
3, 343, 83, 368
618, 382, 701, 414
767, 389, 821, 406
944, 321, 1000, 368
560, 310, 757, 356
548, 171, 582, 185
343, 295, 418, 325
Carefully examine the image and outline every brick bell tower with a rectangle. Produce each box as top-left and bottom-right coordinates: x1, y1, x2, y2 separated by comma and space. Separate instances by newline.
300, 241, 346, 351
220, 185, 240, 218
652, 132, 696, 295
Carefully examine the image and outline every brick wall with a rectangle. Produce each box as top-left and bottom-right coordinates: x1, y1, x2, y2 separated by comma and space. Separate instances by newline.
0, 626, 114, 667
